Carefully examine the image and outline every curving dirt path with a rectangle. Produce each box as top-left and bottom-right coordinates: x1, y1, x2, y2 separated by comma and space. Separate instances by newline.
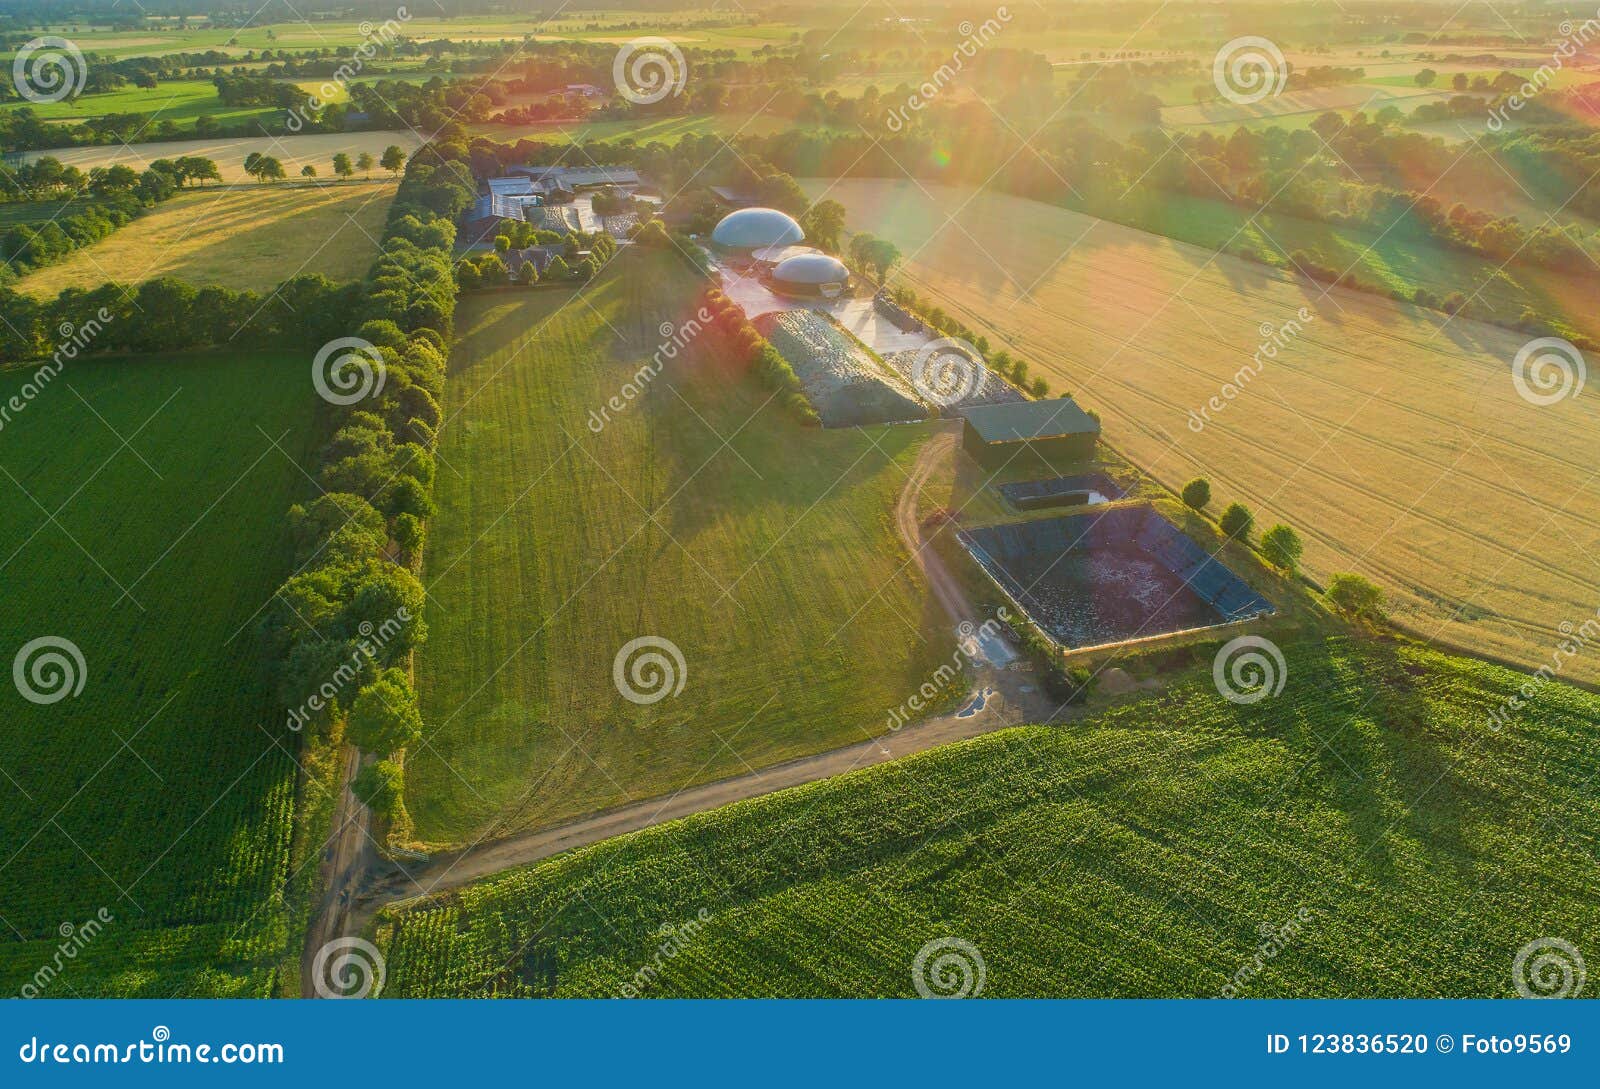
306, 424, 1052, 991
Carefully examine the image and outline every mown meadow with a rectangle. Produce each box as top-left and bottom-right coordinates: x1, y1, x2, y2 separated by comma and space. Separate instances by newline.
407, 249, 958, 845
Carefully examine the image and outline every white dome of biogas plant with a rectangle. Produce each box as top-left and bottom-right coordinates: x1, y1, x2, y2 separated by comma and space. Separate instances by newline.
770, 252, 850, 298
711, 207, 804, 253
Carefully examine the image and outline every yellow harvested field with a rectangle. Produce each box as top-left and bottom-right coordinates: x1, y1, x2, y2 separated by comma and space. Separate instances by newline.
18, 181, 395, 296
21, 130, 422, 182
804, 178, 1600, 682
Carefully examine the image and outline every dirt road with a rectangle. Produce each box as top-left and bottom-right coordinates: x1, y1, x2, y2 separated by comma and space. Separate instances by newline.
300, 747, 379, 996
310, 424, 1054, 987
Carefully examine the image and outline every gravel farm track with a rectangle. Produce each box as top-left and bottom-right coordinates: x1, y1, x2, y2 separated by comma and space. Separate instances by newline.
302, 424, 1062, 995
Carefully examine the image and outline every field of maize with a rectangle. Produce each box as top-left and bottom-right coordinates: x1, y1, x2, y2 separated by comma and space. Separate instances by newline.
376, 639, 1600, 997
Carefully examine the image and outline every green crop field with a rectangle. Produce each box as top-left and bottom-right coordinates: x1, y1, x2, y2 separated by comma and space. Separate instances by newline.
0, 349, 321, 997
377, 640, 1600, 997
0, 79, 279, 127
407, 249, 956, 846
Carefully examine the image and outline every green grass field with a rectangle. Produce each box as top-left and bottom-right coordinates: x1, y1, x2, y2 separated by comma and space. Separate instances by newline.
0, 79, 278, 126
0, 349, 321, 997
465, 111, 805, 145
408, 249, 957, 846
377, 639, 1600, 997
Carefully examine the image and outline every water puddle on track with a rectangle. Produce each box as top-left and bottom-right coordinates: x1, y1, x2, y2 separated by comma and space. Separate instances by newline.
956, 687, 996, 719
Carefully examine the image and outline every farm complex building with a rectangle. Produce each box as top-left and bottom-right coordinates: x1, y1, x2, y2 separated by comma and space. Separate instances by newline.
960, 398, 1100, 468
768, 251, 850, 298
711, 207, 805, 254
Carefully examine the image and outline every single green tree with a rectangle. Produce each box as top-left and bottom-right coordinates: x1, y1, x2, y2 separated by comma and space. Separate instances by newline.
379, 144, 406, 176
345, 669, 423, 756
1181, 478, 1211, 510
356, 151, 374, 177
1259, 523, 1304, 570
351, 759, 404, 815
332, 152, 353, 180
1324, 572, 1385, 619
1220, 502, 1254, 540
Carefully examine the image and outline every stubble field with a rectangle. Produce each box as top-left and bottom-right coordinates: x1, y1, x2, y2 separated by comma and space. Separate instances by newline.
802, 178, 1600, 682
17, 181, 396, 297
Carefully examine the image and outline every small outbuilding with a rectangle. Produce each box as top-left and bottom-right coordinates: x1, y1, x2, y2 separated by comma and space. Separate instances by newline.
960, 397, 1100, 468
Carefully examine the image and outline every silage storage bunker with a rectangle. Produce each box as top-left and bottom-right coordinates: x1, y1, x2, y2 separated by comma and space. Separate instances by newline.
957, 505, 1273, 650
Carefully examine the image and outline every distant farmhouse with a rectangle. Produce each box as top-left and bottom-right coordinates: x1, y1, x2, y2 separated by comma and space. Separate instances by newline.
461, 165, 645, 243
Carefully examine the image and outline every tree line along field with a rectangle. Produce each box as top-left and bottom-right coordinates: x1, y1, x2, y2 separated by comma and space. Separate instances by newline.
0, 349, 321, 996
21, 14, 800, 59
20, 131, 423, 183
16, 180, 397, 298
374, 639, 1600, 997
408, 248, 957, 847
802, 178, 1600, 685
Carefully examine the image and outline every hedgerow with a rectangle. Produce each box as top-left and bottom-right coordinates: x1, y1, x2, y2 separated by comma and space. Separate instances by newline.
259, 142, 476, 839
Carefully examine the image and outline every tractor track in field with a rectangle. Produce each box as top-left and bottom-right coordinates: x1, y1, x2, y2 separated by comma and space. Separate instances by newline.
304, 425, 1055, 992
